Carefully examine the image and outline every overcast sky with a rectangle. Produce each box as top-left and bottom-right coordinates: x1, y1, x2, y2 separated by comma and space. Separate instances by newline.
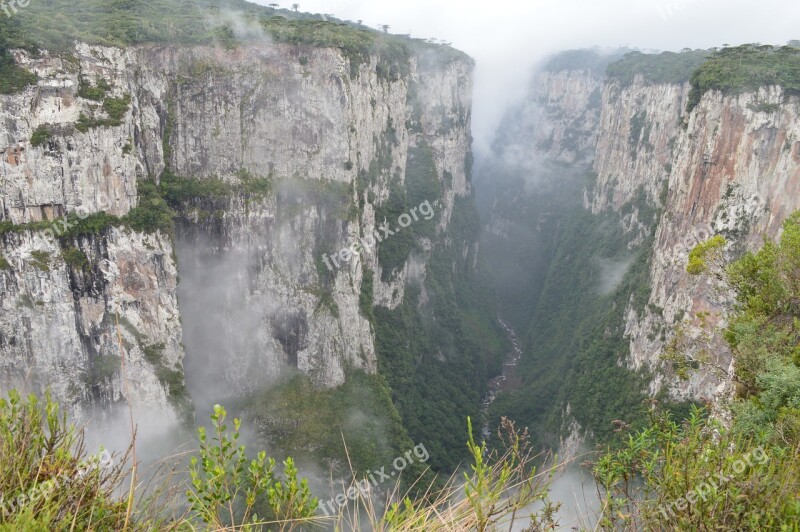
254, 0, 800, 152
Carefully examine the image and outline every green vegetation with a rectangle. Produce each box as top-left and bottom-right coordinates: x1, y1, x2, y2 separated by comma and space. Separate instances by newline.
629, 110, 653, 156
125, 179, 178, 235
245, 371, 416, 478
748, 101, 781, 113
102, 94, 131, 122
0, 254, 9, 270
375, 179, 416, 280
482, 175, 692, 452
543, 48, 627, 73
61, 246, 89, 270
274, 177, 354, 221
142, 343, 191, 423
83, 354, 121, 387
404, 140, 442, 238
0, 389, 561, 530
375, 139, 443, 280
0, 170, 276, 242
29, 125, 51, 148
687, 44, 800, 112
594, 407, 800, 529
607, 49, 710, 86
373, 196, 508, 472
359, 266, 375, 322
160, 170, 232, 205
60, 212, 122, 238
75, 95, 131, 132
489, 203, 653, 449
2, 0, 465, 83
77, 76, 111, 101
28, 250, 51, 271
187, 404, 318, 529
595, 213, 800, 529
237, 168, 272, 198
0, 16, 37, 94
686, 234, 726, 275
380, 418, 559, 531
0, 390, 132, 530
0, 57, 36, 94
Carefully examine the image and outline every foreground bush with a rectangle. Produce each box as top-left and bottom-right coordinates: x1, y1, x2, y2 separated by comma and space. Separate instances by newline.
0, 389, 563, 530
593, 210, 800, 530
593, 407, 800, 529
0, 390, 132, 530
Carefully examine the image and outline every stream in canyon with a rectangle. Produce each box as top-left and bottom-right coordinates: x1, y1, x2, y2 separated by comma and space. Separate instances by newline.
481, 317, 523, 440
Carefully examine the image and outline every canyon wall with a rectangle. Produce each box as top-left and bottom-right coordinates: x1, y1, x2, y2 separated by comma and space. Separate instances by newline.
512, 53, 800, 405
480, 50, 800, 451
0, 38, 473, 420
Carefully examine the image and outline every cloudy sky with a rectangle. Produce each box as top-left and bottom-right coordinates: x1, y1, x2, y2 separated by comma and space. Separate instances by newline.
255, 0, 800, 151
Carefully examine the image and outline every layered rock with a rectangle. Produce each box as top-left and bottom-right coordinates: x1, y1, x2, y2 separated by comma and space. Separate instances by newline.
497, 54, 800, 408
628, 87, 800, 399
0, 37, 473, 415
495, 69, 604, 169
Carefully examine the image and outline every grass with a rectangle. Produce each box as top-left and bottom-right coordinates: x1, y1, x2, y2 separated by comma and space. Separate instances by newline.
0, 390, 135, 530
0, 388, 563, 530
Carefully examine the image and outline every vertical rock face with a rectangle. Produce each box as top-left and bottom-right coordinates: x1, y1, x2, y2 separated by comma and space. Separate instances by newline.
0, 44, 183, 422
495, 69, 604, 167
628, 87, 800, 399
590, 78, 689, 217
535, 64, 800, 401
0, 38, 473, 416
494, 55, 800, 413
0, 228, 182, 422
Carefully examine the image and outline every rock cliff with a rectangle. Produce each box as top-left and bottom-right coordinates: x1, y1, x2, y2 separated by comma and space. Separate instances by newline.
0, 35, 473, 421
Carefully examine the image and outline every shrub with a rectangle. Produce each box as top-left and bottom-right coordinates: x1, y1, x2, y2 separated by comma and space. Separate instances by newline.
0, 254, 9, 270
0, 49, 36, 94
594, 408, 800, 530
75, 95, 131, 132
124, 180, 175, 235
0, 390, 131, 529
160, 170, 232, 206
686, 235, 726, 275
102, 94, 131, 123
60, 212, 120, 239
84, 355, 121, 386
606, 210, 800, 530
186, 404, 318, 529
354, 417, 560, 531
29, 125, 51, 148
77, 77, 110, 101
237, 168, 273, 199
61, 246, 89, 270
28, 250, 51, 271
607, 49, 710, 86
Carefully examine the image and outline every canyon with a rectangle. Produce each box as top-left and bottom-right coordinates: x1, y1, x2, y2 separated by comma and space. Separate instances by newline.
1, 6, 799, 476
